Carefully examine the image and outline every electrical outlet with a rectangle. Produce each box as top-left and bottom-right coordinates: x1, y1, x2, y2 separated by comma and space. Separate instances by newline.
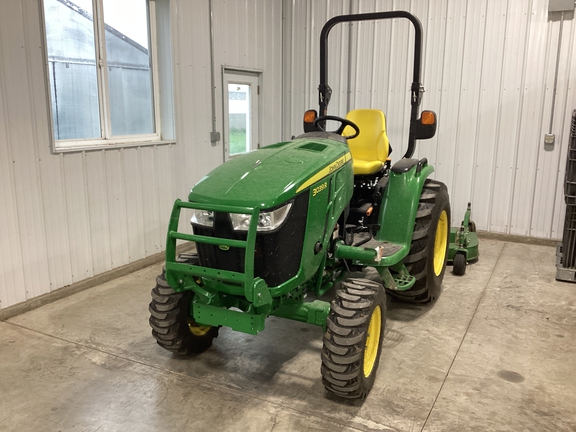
544, 134, 555, 145
548, 0, 574, 12
210, 131, 221, 142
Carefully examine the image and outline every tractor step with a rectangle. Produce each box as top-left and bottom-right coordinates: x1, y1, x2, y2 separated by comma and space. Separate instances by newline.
393, 274, 415, 291
362, 239, 402, 257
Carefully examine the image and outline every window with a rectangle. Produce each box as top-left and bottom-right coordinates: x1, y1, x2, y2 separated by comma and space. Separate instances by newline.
223, 70, 260, 159
42, 0, 168, 150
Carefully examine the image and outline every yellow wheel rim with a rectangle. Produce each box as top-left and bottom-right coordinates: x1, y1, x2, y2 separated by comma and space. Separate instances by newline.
433, 210, 448, 276
188, 319, 211, 336
363, 305, 382, 378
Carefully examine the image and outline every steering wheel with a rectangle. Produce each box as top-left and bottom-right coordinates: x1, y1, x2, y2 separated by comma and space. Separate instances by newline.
313, 115, 360, 139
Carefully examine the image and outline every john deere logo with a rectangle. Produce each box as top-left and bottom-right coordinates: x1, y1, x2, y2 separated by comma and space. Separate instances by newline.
219, 245, 230, 251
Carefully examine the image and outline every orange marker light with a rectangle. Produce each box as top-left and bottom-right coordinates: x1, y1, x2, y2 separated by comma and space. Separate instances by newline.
421, 111, 435, 125
304, 110, 317, 123
366, 206, 374, 217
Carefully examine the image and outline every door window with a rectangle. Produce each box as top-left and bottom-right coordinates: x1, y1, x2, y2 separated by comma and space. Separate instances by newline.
223, 71, 260, 158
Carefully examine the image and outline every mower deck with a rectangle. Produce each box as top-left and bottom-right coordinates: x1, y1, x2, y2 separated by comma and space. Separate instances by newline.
448, 203, 479, 275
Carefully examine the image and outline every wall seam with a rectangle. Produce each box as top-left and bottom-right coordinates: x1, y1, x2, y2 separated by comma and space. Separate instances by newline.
22, 0, 52, 296
486, 0, 511, 233
0, 11, 26, 307
506, 0, 533, 236
433, 0, 451, 172
82, 151, 95, 277
468, 0, 489, 212
449, 0, 470, 205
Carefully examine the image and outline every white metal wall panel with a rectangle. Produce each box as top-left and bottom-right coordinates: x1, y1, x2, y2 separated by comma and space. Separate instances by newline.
172, 0, 221, 191
2, 0, 574, 310
362, 0, 394, 111
314, 0, 352, 117
550, 17, 576, 239
212, 0, 283, 150
213, 0, 282, 150
349, 0, 375, 107
508, 0, 549, 237
469, 1, 508, 232
85, 151, 112, 276
38, 154, 74, 291
283, 0, 576, 239
61, 153, 93, 283
0, 0, 52, 302
450, 0, 488, 228
0, 63, 27, 308
103, 149, 130, 268
283, 0, 351, 137
0, 0, 284, 309
434, 0, 467, 191
139, 146, 162, 256
154, 144, 178, 233
122, 148, 148, 261
488, 0, 530, 234
532, 15, 575, 238
530, 20, 560, 239
417, 0, 447, 168
377, 0, 413, 159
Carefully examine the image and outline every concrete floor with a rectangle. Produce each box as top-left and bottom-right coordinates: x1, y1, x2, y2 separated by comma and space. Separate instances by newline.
1, 239, 576, 431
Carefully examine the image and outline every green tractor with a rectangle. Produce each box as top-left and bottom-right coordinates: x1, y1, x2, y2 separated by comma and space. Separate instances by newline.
149, 11, 450, 400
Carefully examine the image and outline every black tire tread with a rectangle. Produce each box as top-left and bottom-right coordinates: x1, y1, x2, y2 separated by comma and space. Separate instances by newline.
149, 271, 218, 355
390, 179, 450, 303
453, 252, 467, 276
321, 278, 386, 399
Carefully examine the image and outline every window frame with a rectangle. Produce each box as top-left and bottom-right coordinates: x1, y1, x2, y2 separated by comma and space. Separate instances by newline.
41, 0, 168, 152
222, 68, 262, 160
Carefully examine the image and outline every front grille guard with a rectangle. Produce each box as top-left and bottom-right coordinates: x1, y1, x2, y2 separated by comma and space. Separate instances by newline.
165, 199, 272, 307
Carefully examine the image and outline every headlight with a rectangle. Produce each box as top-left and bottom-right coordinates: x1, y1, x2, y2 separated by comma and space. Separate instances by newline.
230, 203, 292, 232
191, 210, 214, 227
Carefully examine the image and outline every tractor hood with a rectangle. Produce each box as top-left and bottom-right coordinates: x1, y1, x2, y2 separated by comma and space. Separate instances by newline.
189, 137, 351, 209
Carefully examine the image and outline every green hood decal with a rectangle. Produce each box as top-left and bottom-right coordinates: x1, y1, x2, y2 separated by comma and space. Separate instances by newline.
189, 138, 350, 209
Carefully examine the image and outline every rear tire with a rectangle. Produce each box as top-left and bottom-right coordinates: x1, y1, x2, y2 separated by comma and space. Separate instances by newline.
390, 179, 451, 303
321, 278, 386, 399
149, 257, 218, 354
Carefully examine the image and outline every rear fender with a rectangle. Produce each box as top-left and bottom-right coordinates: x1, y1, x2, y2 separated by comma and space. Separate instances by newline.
375, 159, 434, 253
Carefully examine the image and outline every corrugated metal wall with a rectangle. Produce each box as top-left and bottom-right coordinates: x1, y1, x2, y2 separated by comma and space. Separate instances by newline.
2, 0, 575, 310
212, 0, 283, 151
0, 0, 282, 310
283, 0, 576, 239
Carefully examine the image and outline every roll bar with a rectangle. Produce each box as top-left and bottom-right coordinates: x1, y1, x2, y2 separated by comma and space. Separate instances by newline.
319, 11, 424, 159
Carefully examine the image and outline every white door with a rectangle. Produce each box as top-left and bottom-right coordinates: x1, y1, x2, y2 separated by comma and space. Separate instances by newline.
223, 70, 260, 159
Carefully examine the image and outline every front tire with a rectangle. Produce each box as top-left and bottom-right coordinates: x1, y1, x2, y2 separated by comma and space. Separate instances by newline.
392, 179, 451, 302
149, 263, 218, 355
321, 278, 386, 399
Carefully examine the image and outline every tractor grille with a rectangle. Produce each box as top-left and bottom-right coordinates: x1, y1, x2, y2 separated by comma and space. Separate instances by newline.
192, 191, 309, 287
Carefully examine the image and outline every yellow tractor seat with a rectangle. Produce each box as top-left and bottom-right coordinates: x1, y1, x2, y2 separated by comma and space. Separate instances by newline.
343, 109, 390, 175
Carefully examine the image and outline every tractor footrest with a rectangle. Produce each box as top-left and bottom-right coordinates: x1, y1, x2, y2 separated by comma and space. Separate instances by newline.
393, 274, 415, 291
362, 239, 402, 256
193, 303, 265, 335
